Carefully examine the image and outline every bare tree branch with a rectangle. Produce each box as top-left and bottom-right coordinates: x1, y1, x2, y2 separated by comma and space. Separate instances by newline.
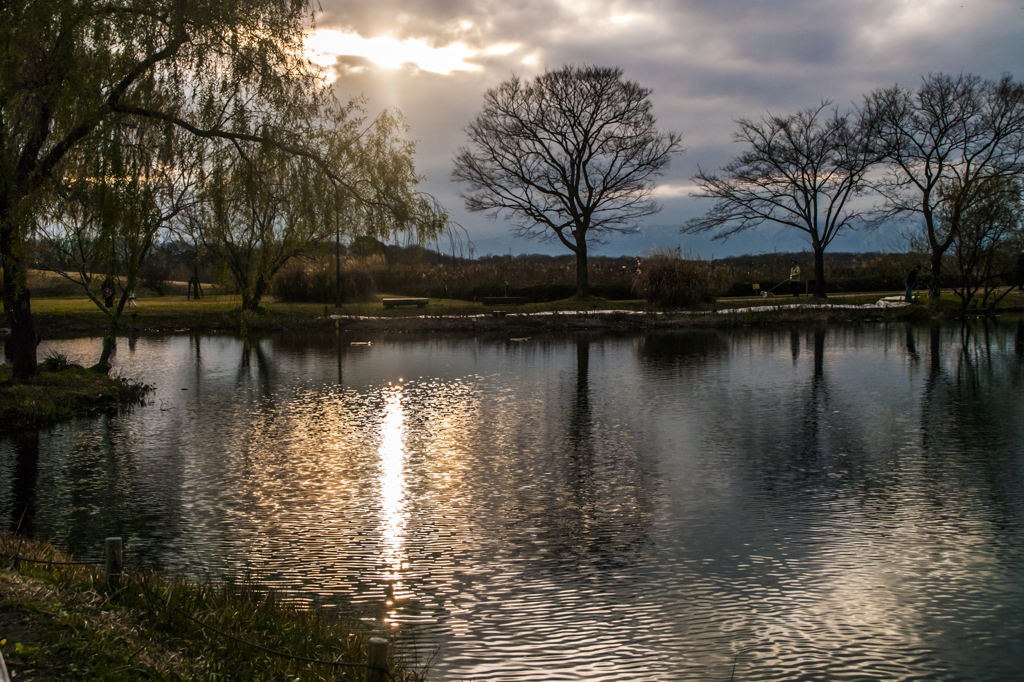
452, 65, 683, 297
684, 102, 878, 297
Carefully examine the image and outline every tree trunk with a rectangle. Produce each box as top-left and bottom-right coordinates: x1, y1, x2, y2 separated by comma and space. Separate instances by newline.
929, 249, 944, 300
97, 335, 116, 372
335, 225, 343, 307
248, 277, 268, 312
95, 292, 127, 371
574, 236, 590, 298
813, 247, 827, 298
1, 219, 38, 380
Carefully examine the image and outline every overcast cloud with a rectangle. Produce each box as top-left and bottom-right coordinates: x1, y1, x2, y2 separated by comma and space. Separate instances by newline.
309, 0, 1024, 257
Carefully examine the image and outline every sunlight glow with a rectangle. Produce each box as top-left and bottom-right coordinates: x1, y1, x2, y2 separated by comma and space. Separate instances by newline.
859, 0, 966, 49
305, 29, 512, 74
652, 183, 698, 199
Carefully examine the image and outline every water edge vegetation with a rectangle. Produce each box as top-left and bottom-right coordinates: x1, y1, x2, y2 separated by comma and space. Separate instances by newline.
0, 532, 425, 682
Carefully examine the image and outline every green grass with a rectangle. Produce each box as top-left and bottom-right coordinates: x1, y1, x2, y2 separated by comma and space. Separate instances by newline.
0, 356, 151, 435
0, 533, 423, 682
23, 287, 1024, 341
28, 293, 653, 334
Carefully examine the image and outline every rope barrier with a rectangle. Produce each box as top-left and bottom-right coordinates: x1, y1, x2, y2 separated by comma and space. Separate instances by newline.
0, 551, 104, 566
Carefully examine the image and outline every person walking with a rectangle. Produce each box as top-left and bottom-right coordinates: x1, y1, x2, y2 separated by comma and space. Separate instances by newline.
905, 265, 922, 302
789, 261, 801, 298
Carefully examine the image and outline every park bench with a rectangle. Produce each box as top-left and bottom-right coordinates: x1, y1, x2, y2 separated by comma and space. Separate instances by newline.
382, 298, 428, 308
482, 296, 527, 305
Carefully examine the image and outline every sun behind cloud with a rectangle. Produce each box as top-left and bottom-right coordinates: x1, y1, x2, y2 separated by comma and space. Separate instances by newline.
305, 29, 519, 75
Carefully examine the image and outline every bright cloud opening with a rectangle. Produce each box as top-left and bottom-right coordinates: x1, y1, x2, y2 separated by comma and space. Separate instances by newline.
652, 183, 698, 199
305, 29, 517, 75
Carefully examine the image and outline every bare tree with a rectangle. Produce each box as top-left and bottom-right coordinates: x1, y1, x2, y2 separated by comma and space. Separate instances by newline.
939, 176, 1023, 313
683, 102, 878, 298
452, 65, 683, 297
863, 73, 1024, 299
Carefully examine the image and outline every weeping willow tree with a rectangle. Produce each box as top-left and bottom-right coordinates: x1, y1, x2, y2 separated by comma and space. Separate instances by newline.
0, 0, 336, 379
198, 104, 449, 313
38, 121, 204, 366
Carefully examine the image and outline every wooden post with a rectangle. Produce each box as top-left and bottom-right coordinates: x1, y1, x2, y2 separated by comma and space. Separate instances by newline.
105, 537, 122, 591
363, 637, 388, 682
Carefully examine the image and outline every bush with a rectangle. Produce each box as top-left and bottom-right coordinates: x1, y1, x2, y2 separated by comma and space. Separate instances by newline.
274, 256, 386, 303
138, 258, 174, 296
632, 253, 731, 308
273, 252, 639, 303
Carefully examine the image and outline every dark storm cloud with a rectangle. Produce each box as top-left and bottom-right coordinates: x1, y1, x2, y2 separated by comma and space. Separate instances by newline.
313, 0, 1024, 256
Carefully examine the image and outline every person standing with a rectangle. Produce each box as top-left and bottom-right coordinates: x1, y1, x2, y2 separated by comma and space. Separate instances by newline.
789, 261, 801, 297
102, 276, 115, 308
905, 264, 922, 302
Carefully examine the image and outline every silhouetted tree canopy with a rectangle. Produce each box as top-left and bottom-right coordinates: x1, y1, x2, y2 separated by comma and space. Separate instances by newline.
863, 73, 1024, 299
684, 102, 878, 298
453, 65, 682, 297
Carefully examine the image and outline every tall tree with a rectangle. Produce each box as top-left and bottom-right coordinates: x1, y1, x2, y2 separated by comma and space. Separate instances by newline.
683, 103, 878, 298
863, 73, 1024, 299
1, 0, 330, 379
203, 142, 326, 312
453, 65, 682, 297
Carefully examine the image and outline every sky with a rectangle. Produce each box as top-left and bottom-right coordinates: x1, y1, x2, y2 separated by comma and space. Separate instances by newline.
304, 0, 1024, 259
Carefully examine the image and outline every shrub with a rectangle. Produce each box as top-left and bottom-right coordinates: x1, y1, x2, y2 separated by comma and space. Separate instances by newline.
138, 258, 174, 296
632, 252, 732, 308
274, 255, 387, 303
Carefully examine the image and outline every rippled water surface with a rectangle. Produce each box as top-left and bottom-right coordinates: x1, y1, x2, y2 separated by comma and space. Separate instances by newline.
4, 322, 1024, 680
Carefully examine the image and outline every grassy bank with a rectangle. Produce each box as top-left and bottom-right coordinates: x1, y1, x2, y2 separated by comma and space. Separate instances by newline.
24, 290, 956, 339
0, 533, 421, 682
0, 357, 150, 436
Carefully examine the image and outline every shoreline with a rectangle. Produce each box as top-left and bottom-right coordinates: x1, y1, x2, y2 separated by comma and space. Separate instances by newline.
25, 296, 939, 339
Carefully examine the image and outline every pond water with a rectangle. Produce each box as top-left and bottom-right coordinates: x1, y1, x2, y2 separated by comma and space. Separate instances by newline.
3, 321, 1024, 681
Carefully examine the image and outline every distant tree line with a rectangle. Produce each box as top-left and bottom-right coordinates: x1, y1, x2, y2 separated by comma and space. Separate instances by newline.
265, 246, 947, 306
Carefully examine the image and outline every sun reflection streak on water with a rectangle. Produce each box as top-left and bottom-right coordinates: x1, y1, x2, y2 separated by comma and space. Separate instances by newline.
379, 384, 407, 625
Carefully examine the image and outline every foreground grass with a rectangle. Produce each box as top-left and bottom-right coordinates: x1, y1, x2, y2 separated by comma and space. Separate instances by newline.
0, 533, 421, 682
0, 357, 150, 436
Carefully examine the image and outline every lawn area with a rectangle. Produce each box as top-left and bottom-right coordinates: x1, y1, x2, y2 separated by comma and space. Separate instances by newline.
19, 286, 1024, 340
28, 292, 652, 336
